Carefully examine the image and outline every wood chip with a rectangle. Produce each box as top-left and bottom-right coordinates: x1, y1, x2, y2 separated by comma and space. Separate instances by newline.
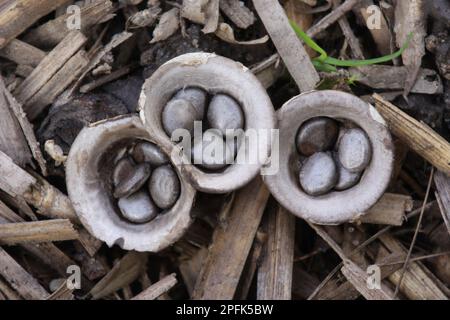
192, 177, 270, 299
360, 193, 413, 226
373, 94, 450, 176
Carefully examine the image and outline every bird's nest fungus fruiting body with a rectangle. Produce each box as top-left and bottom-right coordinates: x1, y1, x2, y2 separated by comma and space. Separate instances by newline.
140, 52, 276, 193
66, 115, 196, 252
263, 90, 394, 225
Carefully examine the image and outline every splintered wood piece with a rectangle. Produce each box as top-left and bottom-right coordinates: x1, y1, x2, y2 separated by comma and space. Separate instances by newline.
14, 31, 87, 104
373, 94, 450, 176
0, 77, 32, 167
0, 39, 46, 67
132, 273, 177, 300
0, 219, 79, 245
25, 50, 89, 120
89, 251, 148, 300
434, 171, 450, 235
0, 150, 77, 222
360, 193, 413, 226
0, 247, 49, 299
341, 259, 394, 300
24, 0, 115, 48
0, 0, 70, 49
257, 207, 295, 300
1, 76, 47, 175
253, 0, 319, 92
378, 234, 447, 299
192, 177, 270, 299
219, 0, 255, 29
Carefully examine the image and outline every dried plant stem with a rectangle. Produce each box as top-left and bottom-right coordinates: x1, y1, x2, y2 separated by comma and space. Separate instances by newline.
393, 166, 434, 298
308, 201, 436, 299
307, 0, 362, 38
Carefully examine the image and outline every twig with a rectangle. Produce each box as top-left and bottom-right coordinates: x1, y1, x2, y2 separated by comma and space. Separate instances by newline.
308, 201, 436, 299
306, 0, 361, 38
393, 166, 435, 298
253, 0, 319, 92
377, 251, 450, 267
132, 274, 177, 300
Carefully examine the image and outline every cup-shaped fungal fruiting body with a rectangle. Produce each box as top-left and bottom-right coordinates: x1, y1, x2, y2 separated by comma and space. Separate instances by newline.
140, 53, 276, 193
66, 115, 196, 252
263, 90, 394, 225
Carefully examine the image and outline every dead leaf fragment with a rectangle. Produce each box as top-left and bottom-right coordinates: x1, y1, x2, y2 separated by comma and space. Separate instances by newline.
151, 8, 180, 43
181, 0, 209, 24
215, 23, 269, 45
202, 0, 220, 34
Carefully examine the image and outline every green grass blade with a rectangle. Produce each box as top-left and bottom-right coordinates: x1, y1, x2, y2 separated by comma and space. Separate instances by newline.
320, 33, 413, 67
312, 60, 338, 72
289, 20, 328, 62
